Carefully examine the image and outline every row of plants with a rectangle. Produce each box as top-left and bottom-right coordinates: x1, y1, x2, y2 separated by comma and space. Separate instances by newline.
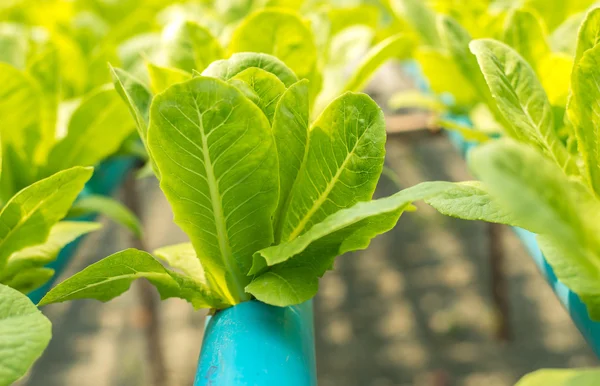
2, 0, 600, 385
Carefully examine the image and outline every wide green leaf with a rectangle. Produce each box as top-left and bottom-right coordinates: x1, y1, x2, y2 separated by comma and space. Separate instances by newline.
424, 181, 519, 226
574, 7, 600, 66
469, 140, 600, 319
247, 181, 458, 306
202, 52, 298, 87
0, 166, 93, 270
162, 20, 224, 73
515, 368, 600, 386
154, 242, 204, 280
69, 195, 142, 238
0, 63, 44, 198
228, 67, 287, 124
277, 92, 386, 243
110, 65, 153, 142
44, 87, 135, 174
343, 34, 414, 93
413, 47, 477, 106
272, 80, 309, 231
1, 221, 101, 283
502, 9, 550, 72
390, 0, 440, 47
5, 267, 54, 294
568, 43, 600, 196
437, 15, 502, 116
469, 39, 576, 174
38, 249, 226, 309
146, 62, 191, 94
550, 12, 585, 56
228, 9, 317, 82
147, 77, 279, 304
0, 284, 51, 386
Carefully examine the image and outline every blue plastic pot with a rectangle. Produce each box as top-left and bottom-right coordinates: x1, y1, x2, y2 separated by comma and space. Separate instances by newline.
195, 300, 317, 386
28, 156, 136, 303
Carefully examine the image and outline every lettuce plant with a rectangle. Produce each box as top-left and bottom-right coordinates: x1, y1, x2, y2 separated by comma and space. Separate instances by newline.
387, 0, 598, 141
0, 284, 51, 386
0, 158, 95, 294
142, 6, 414, 117
39, 54, 459, 308
515, 367, 600, 386
424, 10, 600, 320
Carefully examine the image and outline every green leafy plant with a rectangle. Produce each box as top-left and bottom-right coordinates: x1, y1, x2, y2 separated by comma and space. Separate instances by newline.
141, 6, 414, 117
0, 284, 51, 386
40, 54, 459, 308
387, 0, 598, 140
424, 10, 600, 320
515, 368, 600, 386
0, 165, 96, 294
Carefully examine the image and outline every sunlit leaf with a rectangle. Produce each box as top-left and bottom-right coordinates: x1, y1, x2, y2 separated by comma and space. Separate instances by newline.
1, 221, 101, 283
248, 181, 457, 305
0, 284, 51, 386
516, 368, 600, 386
147, 77, 278, 304
202, 52, 298, 87
162, 20, 224, 73
470, 39, 576, 174
0, 167, 92, 270
228, 9, 317, 81
44, 87, 135, 175
277, 92, 386, 242
69, 195, 142, 238
39, 249, 226, 309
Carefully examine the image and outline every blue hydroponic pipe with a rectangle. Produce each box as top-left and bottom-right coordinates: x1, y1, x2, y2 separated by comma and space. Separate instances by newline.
195, 300, 317, 386
28, 156, 136, 304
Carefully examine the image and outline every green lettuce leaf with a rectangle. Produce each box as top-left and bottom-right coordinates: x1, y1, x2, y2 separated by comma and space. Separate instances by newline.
162, 20, 224, 73
0, 284, 51, 386
147, 76, 278, 304
469, 39, 577, 174
202, 52, 298, 87
44, 87, 135, 175
469, 140, 600, 320
502, 8, 550, 72
247, 181, 457, 305
343, 33, 414, 93
0, 63, 44, 198
0, 166, 93, 270
69, 195, 142, 238
38, 249, 226, 309
276, 92, 386, 243
5, 267, 54, 294
1, 221, 101, 283
574, 7, 600, 65
228, 67, 287, 123
568, 43, 600, 196
389, 0, 440, 47
228, 9, 317, 82
146, 62, 191, 94
109, 65, 153, 141
424, 181, 519, 226
515, 368, 600, 386
272, 80, 309, 231
154, 242, 205, 280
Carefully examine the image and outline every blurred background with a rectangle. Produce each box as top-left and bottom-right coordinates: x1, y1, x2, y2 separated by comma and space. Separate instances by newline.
19, 65, 597, 386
